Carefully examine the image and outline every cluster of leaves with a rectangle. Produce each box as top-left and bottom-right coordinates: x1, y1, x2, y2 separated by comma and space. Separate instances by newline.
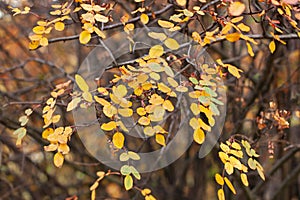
41, 81, 74, 168
215, 139, 265, 200
28, 3, 71, 49
13, 108, 33, 146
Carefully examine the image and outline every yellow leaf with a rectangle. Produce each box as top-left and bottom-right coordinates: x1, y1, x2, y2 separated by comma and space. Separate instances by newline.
217, 189, 225, 200
153, 105, 165, 119
29, 40, 39, 50
55, 22, 65, 31
227, 64, 242, 78
91, 190, 96, 200
193, 128, 205, 144
219, 152, 229, 164
231, 142, 241, 150
82, 91, 93, 102
176, 85, 188, 92
101, 121, 117, 131
167, 77, 179, 87
124, 174, 133, 190
237, 23, 250, 32
50, 10, 61, 15
190, 103, 200, 115
115, 120, 128, 132
140, 13, 149, 24
67, 97, 81, 112
163, 100, 174, 112
156, 134, 166, 146
231, 16, 244, 23
228, 2, 246, 16
103, 105, 118, 118
58, 144, 70, 154
269, 40, 276, 54
113, 132, 125, 149
224, 177, 236, 194
157, 20, 174, 29
215, 173, 224, 185
257, 167, 265, 181
44, 143, 58, 152
158, 83, 171, 93
94, 26, 106, 38
113, 85, 127, 98
118, 108, 133, 117
42, 128, 54, 139
226, 32, 240, 42
90, 181, 99, 191
53, 152, 64, 168
221, 24, 232, 35
189, 117, 200, 129
229, 156, 242, 170
149, 45, 164, 58
248, 158, 257, 170
164, 38, 180, 50
40, 37, 48, 47
240, 173, 249, 186
148, 32, 167, 41
75, 74, 89, 92
141, 188, 151, 196
137, 107, 146, 116
246, 42, 254, 57
138, 116, 151, 126
79, 30, 91, 44
149, 94, 164, 105
32, 26, 45, 34
94, 14, 109, 23
225, 162, 234, 175
144, 126, 155, 136
124, 23, 134, 34
176, 0, 186, 6
52, 114, 61, 124
94, 96, 110, 106
163, 66, 174, 78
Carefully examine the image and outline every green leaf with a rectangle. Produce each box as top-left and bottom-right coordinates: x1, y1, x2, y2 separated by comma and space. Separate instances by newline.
124, 175, 133, 190
120, 165, 131, 176
130, 166, 141, 180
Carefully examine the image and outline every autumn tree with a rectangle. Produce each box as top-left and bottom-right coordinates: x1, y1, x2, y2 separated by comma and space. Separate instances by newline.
0, 0, 299, 199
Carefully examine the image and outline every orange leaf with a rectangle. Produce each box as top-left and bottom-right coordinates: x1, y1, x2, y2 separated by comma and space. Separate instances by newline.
228, 2, 246, 16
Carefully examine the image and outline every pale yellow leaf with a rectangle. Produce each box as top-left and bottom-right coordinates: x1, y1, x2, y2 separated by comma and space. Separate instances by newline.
149, 45, 164, 58
158, 20, 174, 29
240, 173, 249, 186
164, 38, 180, 50
75, 74, 89, 92
53, 152, 64, 168
228, 2, 246, 16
